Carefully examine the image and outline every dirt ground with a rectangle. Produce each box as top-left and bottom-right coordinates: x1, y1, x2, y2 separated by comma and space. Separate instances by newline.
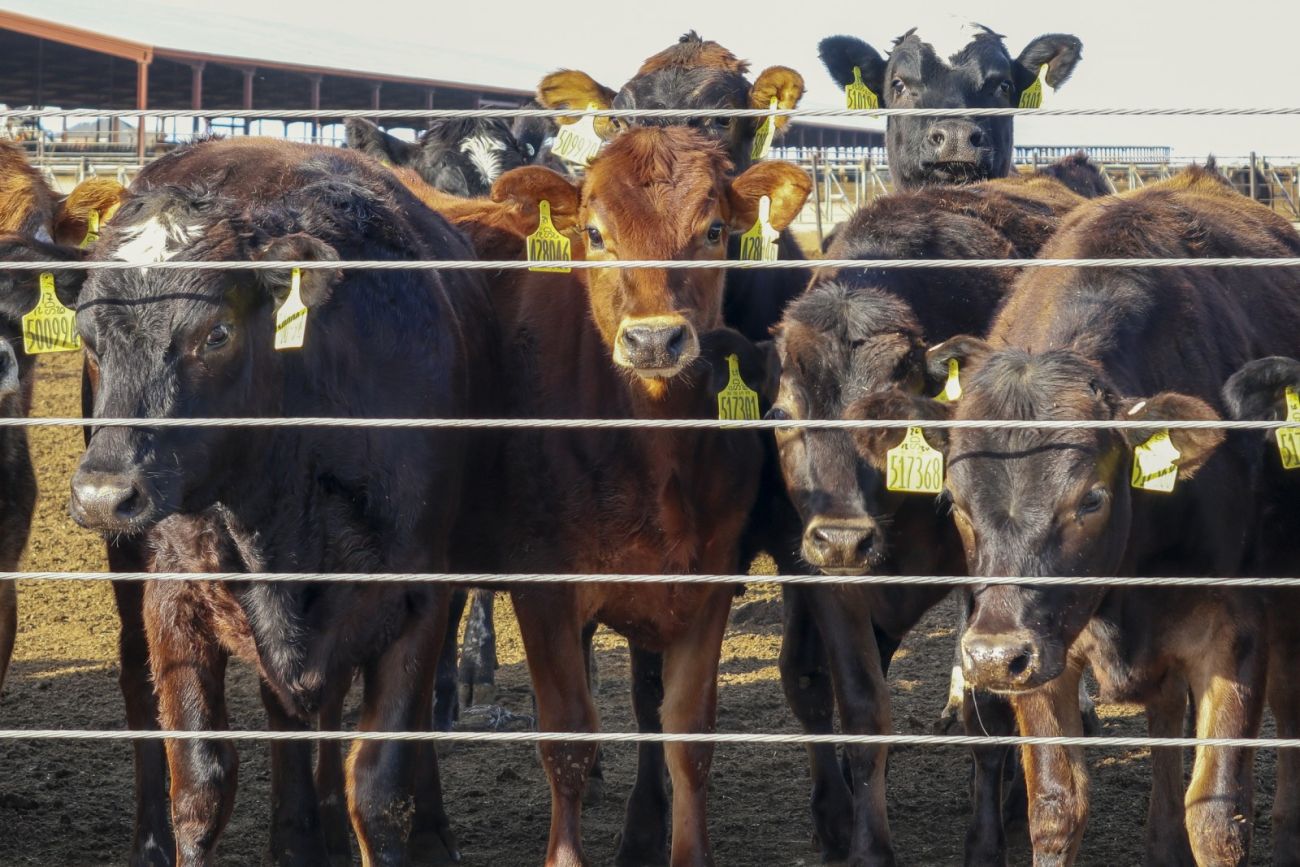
0, 352, 1282, 865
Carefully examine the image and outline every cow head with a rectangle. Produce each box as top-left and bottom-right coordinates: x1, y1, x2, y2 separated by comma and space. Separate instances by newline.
537, 31, 805, 171
819, 23, 1082, 188
491, 126, 808, 390
69, 184, 344, 533
852, 340, 1223, 691
346, 117, 530, 196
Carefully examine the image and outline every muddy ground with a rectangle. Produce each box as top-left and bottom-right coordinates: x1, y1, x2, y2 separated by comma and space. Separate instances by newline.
0, 352, 1282, 865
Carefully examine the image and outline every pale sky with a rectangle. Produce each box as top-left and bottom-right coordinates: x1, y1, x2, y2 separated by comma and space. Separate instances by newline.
4, 0, 1298, 158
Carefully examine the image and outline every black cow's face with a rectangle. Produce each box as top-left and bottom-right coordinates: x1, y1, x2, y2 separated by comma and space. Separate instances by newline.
346, 117, 529, 196
69, 194, 339, 533
820, 24, 1082, 189
940, 346, 1222, 692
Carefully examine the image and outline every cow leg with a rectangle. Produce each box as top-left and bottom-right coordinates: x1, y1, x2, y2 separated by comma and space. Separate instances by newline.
615, 647, 669, 867
1012, 664, 1088, 866
1183, 625, 1264, 867
937, 611, 969, 735
659, 587, 733, 867
582, 620, 607, 804
459, 588, 499, 707
143, 583, 237, 867
778, 585, 852, 861
433, 588, 467, 732
512, 589, 598, 867
260, 682, 330, 866
347, 592, 446, 867
411, 634, 461, 867
1269, 615, 1300, 867
315, 675, 353, 866
962, 688, 1017, 867
1144, 675, 1193, 866
0, 579, 13, 696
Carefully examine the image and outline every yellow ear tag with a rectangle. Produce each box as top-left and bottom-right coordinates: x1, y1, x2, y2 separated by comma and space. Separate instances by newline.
739, 195, 780, 262
79, 209, 100, 249
886, 427, 944, 494
1018, 64, 1049, 109
1131, 429, 1180, 492
846, 66, 879, 113
717, 353, 760, 422
22, 272, 81, 354
551, 103, 604, 167
1274, 387, 1300, 470
527, 200, 572, 274
750, 98, 779, 162
935, 358, 962, 403
273, 268, 308, 351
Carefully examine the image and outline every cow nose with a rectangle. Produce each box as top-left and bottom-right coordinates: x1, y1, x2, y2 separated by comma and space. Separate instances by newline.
961, 631, 1040, 691
802, 517, 879, 571
926, 120, 985, 162
619, 323, 690, 372
69, 469, 151, 530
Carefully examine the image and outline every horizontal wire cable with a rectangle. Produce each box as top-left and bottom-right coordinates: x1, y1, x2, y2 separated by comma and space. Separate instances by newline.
8, 258, 1300, 271
5, 108, 1300, 120
7, 571, 1300, 588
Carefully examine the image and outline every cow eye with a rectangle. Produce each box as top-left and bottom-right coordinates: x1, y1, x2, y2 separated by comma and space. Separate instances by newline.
998, 79, 1013, 94
585, 226, 605, 250
765, 406, 791, 422
1077, 487, 1107, 517
706, 221, 725, 244
205, 324, 231, 349
891, 78, 906, 95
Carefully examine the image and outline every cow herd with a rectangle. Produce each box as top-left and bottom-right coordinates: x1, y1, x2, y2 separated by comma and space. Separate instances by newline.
0, 20, 1297, 867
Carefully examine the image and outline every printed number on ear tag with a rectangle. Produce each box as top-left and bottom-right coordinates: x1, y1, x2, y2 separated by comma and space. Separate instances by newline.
1019, 64, 1049, 109
886, 427, 944, 494
527, 200, 572, 273
22, 272, 81, 354
717, 353, 760, 423
934, 358, 962, 403
739, 195, 780, 262
846, 66, 879, 113
750, 98, 779, 162
551, 103, 604, 167
80, 209, 100, 249
274, 268, 308, 351
1275, 387, 1300, 470
1131, 429, 1180, 492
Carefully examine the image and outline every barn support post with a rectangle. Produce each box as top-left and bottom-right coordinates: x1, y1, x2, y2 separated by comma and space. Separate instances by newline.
135, 59, 149, 161
1249, 152, 1258, 201
309, 75, 322, 143
190, 62, 205, 138
370, 83, 382, 111
811, 151, 823, 245
242, 68, 255, 135
425, 89, 436, 130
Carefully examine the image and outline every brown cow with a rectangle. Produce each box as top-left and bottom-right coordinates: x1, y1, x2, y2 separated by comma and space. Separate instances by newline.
425, 127, 808, 866
768, 173, 1086, 864
854, 167, 1300, 864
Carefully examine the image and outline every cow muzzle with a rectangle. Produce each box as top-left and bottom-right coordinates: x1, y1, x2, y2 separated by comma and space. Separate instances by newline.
801, 515, 882, 574
69, 468, 157, 532
922, 120, 989, 174
961, 628, 1060, 692
613, 315, 698, 378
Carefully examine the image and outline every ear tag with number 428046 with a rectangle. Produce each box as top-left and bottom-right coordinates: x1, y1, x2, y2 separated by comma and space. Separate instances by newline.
527, 200, 572, 273
1019, 64, 1049, 109
22, 272, 81, 355
80, 209, 100, 249
846, 66, 879, 113
1275, 387, 1300, 470
274, 268, 308, 351
886, 427, 944, 494
739, 195, 780, 262
750, 98, 779, 162
551, 103, 604, 167
934, 358, 962, 403
717, 353, 760, 423
1131, 429, 1180, 492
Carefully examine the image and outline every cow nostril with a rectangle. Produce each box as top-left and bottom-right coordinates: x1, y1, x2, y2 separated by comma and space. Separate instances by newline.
621, 328, 645, 352
1007, 649, 1032, 678
853, 529, 876, 560
114, 484, 145, 520
664, 326, 687, 360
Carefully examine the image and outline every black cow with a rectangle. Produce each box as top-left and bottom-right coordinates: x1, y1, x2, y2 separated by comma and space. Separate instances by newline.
346, 116, 531, 197
820, 21, 1082, 188
69, 137, 497, 865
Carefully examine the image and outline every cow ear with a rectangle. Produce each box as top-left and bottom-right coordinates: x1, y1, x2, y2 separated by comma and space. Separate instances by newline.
256, 234, 341, 309
925, 335, 992, 394
537, 70, 617, 137
0, 235, 86, 322
54, 177, 126, 247
491, 166, 582, 236
1118, 392, 1223, 481
818, 36, 887, 100
846, 389, 952, 470
1223, 356, 1300, 421
727, 161, 811, 232
698, 328, 768, 403
1014, 34, 1083, 91
345, 118, 414, 165
750, 66, 804, 132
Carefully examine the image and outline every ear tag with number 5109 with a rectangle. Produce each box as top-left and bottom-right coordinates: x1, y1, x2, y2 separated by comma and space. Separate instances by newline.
22, 272, 81, 354
274, 268, 308, 351
1131, 429, 1180, 492
886, 427, 944, 494
1275, 387, 1300, 469
846, 66, 879, 113
1019, 64, 1049, 109
750, 98, 779, 162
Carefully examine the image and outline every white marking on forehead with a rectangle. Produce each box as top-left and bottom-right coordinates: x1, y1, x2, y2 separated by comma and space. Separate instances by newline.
904, 16, 995, 65
114, 216, 200, 268
460, 134, 507, 185
33, 225, 52, 244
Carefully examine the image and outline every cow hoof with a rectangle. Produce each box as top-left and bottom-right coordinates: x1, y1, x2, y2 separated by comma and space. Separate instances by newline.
934, 703, 962, 735
583, 775, 606, 806
128, 836, 175, 867
1081, 705, 1102, 737
613, 827, 669, 867
460, 681, 498, 708
410, 825, 462, 865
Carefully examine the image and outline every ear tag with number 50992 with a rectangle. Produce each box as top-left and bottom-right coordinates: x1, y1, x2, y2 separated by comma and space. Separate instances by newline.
886, 427, 944, 494
274, 268, 308, 351
551, 103, 604, 167
1275, 387, 1300, 469
22, 272, 81, 354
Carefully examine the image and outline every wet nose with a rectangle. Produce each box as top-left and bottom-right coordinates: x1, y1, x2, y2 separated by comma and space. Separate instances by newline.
69, 469, 151, 530
802, 517, 879, 571
926, 120, 985, 162
961, 631, 1040, 691
619, 323, 689, 371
